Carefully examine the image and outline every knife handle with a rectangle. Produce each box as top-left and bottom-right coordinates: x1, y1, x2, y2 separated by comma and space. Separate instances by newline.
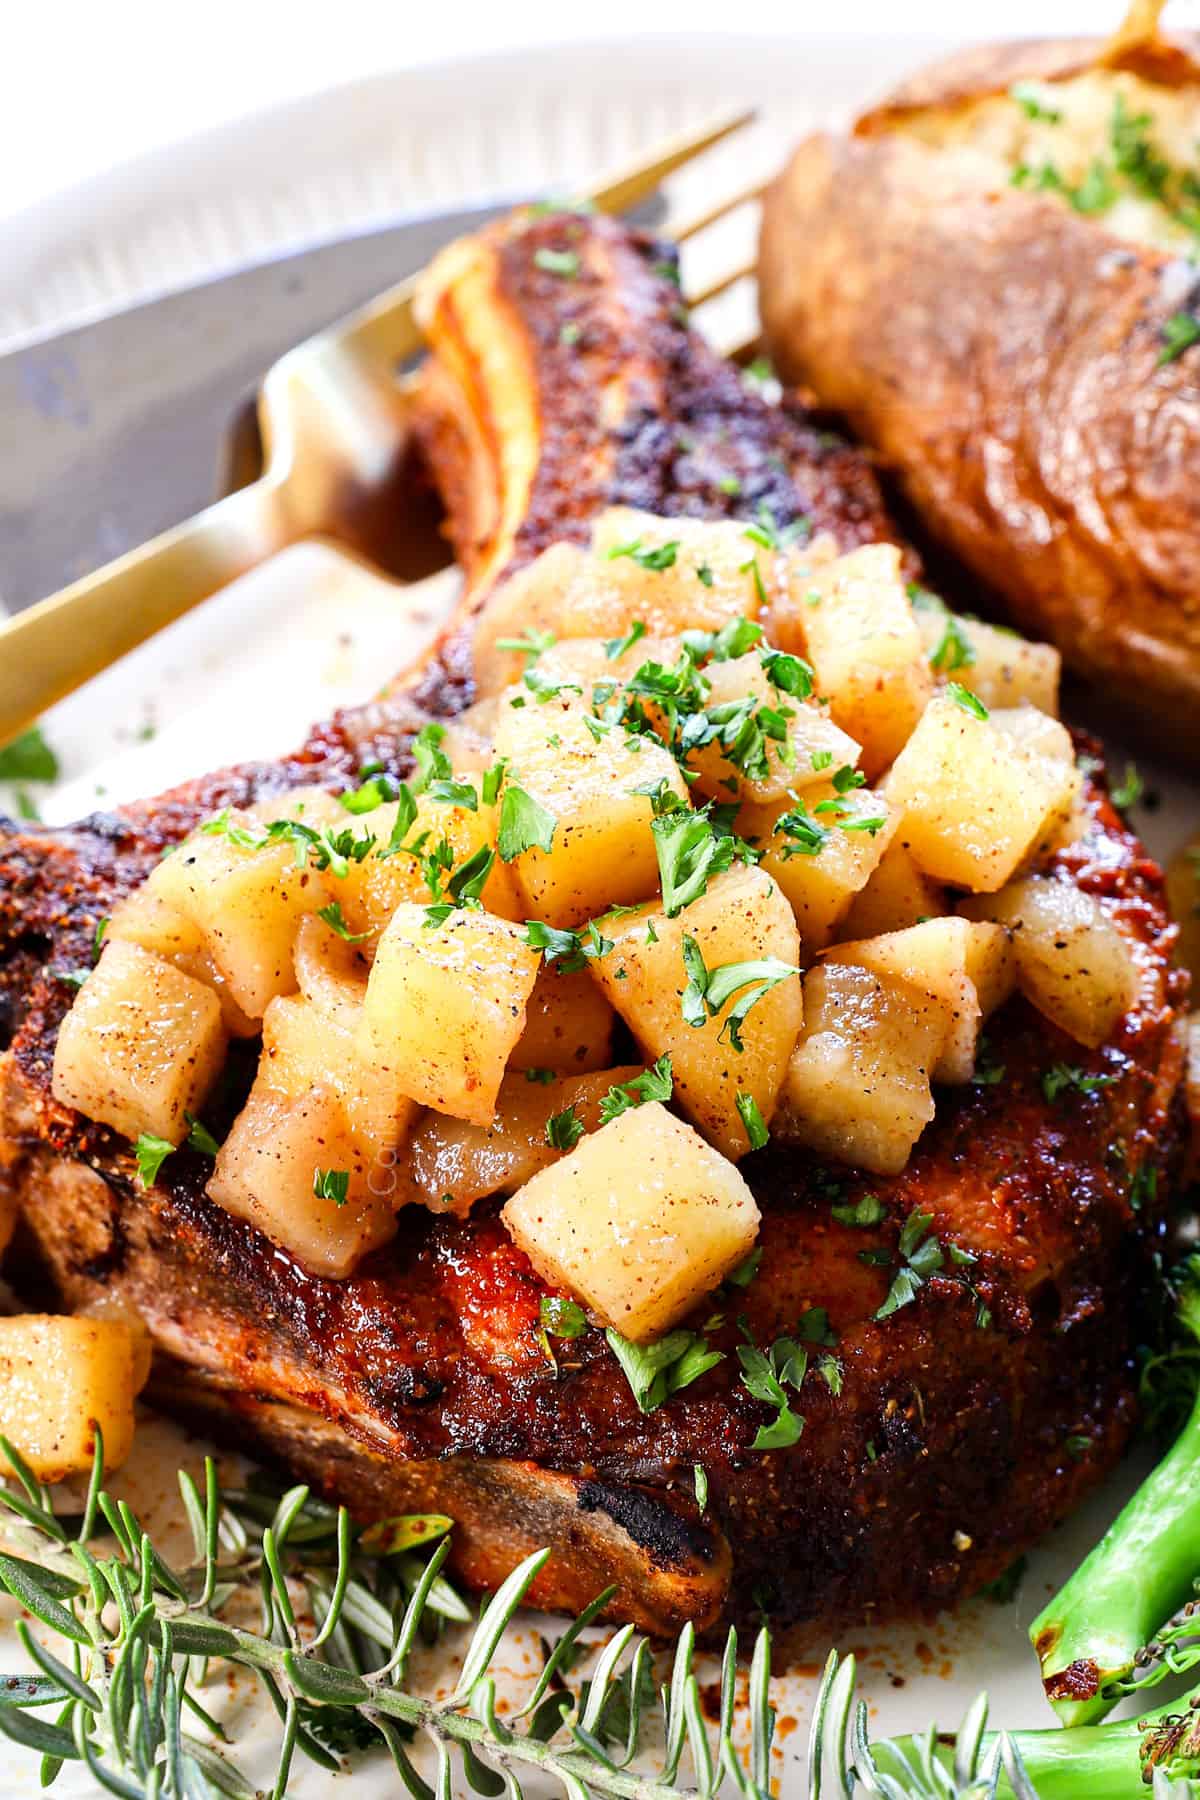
0, 476, 290, 746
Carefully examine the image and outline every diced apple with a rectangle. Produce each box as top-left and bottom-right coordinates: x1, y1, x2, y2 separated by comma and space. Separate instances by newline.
399, 1064, 644, 1213
494, 689, 688, 926
331, 792, 521, 939
590, 508, 772, 633
359, 905, 540, 1124
441, 696, 500, 773
292, 914, 368, 1016
529, 633, 684, 705
263, 994, 418, 1162
472, 543, 592, 696
960, 876, 1138, 1048
106, 886, 257, 1037
75, 1296, 154, 1394
796, 545, 933, 776
824, 917, 1015, 1082
992, 706, 1085, 858
52, 940, 226, 1145
151, 812, 324, 1019
503, 1103, 760, 1342
840, 840, 948, 938
885, 694, 1079, 892
683, 653, 861, 804
208, 1080, 399, 1278
779, 963, 944, 1175
591, 865, 802, 1158
739, 783, 895, 953
915, 605, 1060, 715
510, 966, 615, 1073
0, 1315, 139, 1480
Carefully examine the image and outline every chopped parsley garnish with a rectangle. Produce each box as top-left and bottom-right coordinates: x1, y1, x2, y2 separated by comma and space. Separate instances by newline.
726, 1248, 762, 1289
694, 1464, 709, 1510
1041, 1063, 1115, 1102
494, 627, 557, 665
317, 900, 372, 942
0, 724, 59, 784
1010, 81, 1062, 124
497, 784, 556, 861
1158, 311, 1200, 366
735, 1091, 769, 1151
598, 1055, 674, 1124
533, 247, 581, 279
1130, 1164, 1158, 1213
184, 1113, 221, 1157
339, 773, 398, 814
947, 681, 988, 720
134, 1132, 176, 1188
737, 1338, 808, 1450
539, 1295, 587, 1339
716, 474, 742, 497
873, 1209, 945, 1321
313, 1167, 350, 1207
410, 722, 453, 793
651, 803, 737, 915
523, 1066, 556, 1086
1110, 763, 1143, 809
523, 918, 612, 971
680, 936, 799, 1053
1110, 91, 1169, 201
426, 776, 479, 810
759, 647, 814, 696
545, 1104, 585, 1152
606, 1327, 723, 1413
831, 1193, 886, 1229
929, 615, 976, 674
607, 538, 679, 572
742, 504, 808, 555
604, 620, 647, 661
972, 1038, 1007, 1087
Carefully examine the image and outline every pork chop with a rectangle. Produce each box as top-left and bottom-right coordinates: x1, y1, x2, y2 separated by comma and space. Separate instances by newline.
0, 211, 1187, 1636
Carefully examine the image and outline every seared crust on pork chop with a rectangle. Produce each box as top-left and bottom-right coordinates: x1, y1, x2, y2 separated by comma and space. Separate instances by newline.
0, 213, 1188, 1636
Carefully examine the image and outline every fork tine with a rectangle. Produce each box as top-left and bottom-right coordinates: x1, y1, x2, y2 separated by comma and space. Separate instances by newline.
672, 180, 765, 243
687, 258, 756, 310
588, 107, 757, 215
339, 106, 757, 368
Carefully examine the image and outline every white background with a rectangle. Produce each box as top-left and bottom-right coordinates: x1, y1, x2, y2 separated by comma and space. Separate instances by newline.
4, 0, 1198, 226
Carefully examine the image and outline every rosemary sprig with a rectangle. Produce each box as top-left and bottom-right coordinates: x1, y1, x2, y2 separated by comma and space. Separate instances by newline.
0, 1435, 776, 1799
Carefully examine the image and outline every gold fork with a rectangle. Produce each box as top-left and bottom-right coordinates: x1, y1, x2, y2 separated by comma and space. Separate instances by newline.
0, 110, 760, 745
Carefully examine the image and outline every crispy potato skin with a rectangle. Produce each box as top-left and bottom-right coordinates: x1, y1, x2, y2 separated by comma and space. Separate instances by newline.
759, 35, 1200, 760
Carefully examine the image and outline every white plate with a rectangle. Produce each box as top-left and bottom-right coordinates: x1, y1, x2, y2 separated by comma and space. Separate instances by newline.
2, 30, 1197, 1799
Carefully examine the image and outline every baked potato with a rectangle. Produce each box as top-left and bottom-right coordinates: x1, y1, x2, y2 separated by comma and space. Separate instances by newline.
758, 0, 1200, 760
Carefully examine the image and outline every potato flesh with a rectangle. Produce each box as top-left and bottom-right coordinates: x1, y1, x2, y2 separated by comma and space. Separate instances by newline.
795, 544, 933, 776
590, 865, 802, 1159
960, 876, 1138, 1048
150, 814, 323, 1019
824, 917, 1015, 1082
780, 963, 943, 1175
739, 783, 895, 954
840, 839, 948, 938
683, 653, 861, 804
502, 1103, 760, 1342
359, 904, 540, 1124
52, 940, 226, 1145
494, 690, 688, 927
0, 1315, 139, 1480
106, 886, 258, 1038
510, 966, 616, 1073
208, 1080, 399, 1278
915, 604, 1060, 715
885, 695, 1078, 892
331, 792, 520, 939
399, 1064, 645, 1213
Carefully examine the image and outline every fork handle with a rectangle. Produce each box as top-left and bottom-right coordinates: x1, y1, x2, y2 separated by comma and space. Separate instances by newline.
0, 476, 290, 746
